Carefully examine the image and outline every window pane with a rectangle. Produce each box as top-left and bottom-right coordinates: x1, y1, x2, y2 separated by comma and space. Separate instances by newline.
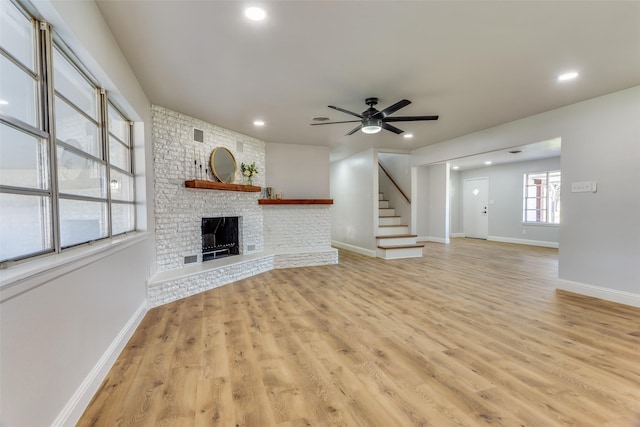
0, 193, 52, 261
57, 146, 106, 198
525, 186, 539, 198
0, 54, 37, 126
53, 47, 98, 120
0, 124, 49, 189
525, 198, 539, 210
0, 1, 34, 71
108, 104, 129, 145
109, 168, 134, 202
111, 203, 134, 235
59, 198, 107, 247
55, 96, 100, 158
109, 136, 130, 171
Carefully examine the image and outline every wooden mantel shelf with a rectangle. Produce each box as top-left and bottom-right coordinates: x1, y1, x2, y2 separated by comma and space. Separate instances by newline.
258, 199, 333, 205
184, 180, 261, 192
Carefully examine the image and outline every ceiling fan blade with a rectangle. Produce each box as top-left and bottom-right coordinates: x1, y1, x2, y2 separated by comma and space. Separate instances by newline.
328, 105, 363, 119
383, 115, 439, 122
382, 123, 404, 134
346, 124, 362, 135
310, 120, 361, 126
372, 99, 411, 119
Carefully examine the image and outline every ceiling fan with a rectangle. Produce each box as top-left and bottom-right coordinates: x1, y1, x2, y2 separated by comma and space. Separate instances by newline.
311, 97, 438, 136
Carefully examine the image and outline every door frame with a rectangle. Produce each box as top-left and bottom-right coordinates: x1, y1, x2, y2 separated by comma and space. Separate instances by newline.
463, 177, 489, 239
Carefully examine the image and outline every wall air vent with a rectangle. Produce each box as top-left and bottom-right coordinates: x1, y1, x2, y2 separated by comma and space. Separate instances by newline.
194, 128, 204, 142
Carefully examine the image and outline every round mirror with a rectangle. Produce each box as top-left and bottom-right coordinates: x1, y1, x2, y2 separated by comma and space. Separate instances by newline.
210, 147, 237, 183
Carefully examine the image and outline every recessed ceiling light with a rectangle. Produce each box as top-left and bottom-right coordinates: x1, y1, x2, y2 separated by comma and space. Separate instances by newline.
245, 7, 266, 21
452, 166, 459, 170
253, 120, 265, 126
0, 99, 8, 105
558, 71, 578, 81
508, 150, 522, 154
484, 161, 492, 165
403, 134, 413, 139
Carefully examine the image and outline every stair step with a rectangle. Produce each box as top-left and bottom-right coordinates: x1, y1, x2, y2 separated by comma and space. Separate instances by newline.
379, 200, 390, 208
376, 234, 418, 246
377, 243, 425, 250
379, 216, 402, 226
376, 244, 424, 260
379, 208, 396, 217
377, 225, 409, 236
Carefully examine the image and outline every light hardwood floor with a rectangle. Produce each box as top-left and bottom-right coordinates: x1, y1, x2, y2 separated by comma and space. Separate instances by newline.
79, 239, 640, 426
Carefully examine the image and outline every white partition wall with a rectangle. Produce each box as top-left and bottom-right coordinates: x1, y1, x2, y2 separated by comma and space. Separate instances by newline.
331, 149, 377, 256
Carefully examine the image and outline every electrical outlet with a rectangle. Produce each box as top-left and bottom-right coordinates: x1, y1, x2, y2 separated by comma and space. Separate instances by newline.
522, 229, 527, 235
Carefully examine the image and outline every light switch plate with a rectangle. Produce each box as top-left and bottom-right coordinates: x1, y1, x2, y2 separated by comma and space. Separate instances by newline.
571, 181, 597, 193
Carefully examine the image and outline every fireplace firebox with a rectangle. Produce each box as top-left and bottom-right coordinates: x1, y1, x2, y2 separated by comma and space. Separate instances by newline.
201, 217, 239, 261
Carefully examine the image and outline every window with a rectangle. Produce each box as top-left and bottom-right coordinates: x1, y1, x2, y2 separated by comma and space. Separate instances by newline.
0, 1, 135, 263
523, 171, 561, 224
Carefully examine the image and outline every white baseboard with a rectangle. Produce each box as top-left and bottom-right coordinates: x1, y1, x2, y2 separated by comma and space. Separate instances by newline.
331, 240, 376, 257
53, 300, 148, 427
487, 235, 559, 248
450, 233, 465, 238
427, 236, 450, 244
417, 236, 449, 244
557, 280, 640, 308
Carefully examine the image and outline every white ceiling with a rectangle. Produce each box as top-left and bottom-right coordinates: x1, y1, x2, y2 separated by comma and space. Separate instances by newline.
95, 1, 640, 161
443, 137, 561, 171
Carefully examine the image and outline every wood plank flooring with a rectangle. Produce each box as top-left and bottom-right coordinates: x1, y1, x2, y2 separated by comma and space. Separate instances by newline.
78, 239, 640, 426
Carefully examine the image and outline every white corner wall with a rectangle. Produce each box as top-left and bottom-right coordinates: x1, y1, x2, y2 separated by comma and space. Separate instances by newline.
331, 149, 377, 256
413, 164, 450, 243
266, 142, 330, 198
427, 164, 450, 243
0, 1, 155, 426
449, 170, 463, 235
412, 86, 640, 306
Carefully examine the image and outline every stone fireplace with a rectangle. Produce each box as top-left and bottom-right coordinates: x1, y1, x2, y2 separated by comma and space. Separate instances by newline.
148, 105, 337, 307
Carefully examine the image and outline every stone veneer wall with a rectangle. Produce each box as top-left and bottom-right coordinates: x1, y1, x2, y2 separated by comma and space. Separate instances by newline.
262, 205, 338, 268
152, 105, 265, 272
149, 105, 337, 307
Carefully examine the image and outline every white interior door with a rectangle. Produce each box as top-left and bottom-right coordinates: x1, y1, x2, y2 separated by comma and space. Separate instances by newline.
464, 178, 488, 239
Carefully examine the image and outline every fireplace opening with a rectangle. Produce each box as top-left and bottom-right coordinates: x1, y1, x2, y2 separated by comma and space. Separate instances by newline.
202, 217, 239, 261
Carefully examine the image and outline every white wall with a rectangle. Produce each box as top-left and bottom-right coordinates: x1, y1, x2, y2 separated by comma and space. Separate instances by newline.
266, 142, 330, 199
427, 164, 450, 243
330, 149, 377, 255
378, 153, 411, 225
449, 170, 463, 235
413, 164, 450, 242
412, 86, 640, 305
0, 1, 155, 426
459, 157, 561, 246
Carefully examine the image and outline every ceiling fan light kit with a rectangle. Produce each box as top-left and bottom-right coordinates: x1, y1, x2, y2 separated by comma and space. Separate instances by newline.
362, 118, 382, 134
310, 97, 438, 136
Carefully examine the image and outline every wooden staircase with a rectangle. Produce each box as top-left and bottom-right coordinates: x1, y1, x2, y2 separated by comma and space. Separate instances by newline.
376, 192, 424, 259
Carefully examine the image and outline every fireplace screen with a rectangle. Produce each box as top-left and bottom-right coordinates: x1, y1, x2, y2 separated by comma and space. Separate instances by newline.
201, 217, 239, 261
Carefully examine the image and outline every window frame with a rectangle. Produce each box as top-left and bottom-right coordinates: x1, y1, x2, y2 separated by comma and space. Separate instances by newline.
522, 170, 561, 226
0, 1, 136, 266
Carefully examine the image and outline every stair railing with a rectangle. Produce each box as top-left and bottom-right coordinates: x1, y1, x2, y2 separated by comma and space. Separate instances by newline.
378, 162, 410, 204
